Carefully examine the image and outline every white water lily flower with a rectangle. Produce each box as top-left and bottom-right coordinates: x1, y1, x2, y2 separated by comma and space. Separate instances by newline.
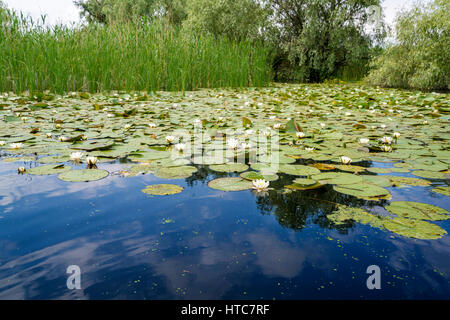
59, 136, 69, 142
241, 142, 251, 149
423, 120, 428, 125
380, 136, 393, 144
320, 123, 326, 128
252, 179, 269, 192
273, 123, 282, 129
86, 156, 98, 165
296, 132, 306, 138
18, 167, 26, 174
359, 138, 369, 144
381, 145, 392, 152
217, 117, 224, 122
107, 113, 114, 118
380, 124, 387, 129
194, 119, 201, 125
393, 132, 401, 139
227, 138, 240, 149
46, 133, 52, 138
10, 143, 23, 149
148, 123, 157, 128
174, 143, 185, 152
0, 141, 5, 146
340, 156, 352, 165
21, 117, 28, 121
305, 147, 315, 151
345, 112, 352, 116
70, 152, 83, 162
166, 135, 176, 144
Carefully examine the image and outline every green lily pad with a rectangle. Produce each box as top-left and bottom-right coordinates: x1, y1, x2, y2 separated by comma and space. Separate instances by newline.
142, 184, 183, 195
333, 183, 391, 200
382, 217, 447, 240
384, 175, 431, 187
411, 170, 447, 179
385, 201, 450, 221
208, 177, 253, 191
312, 172, 363, 185
28, 164, 72, 175
209, 163, 249, 173
292, 178, 317, 186
432, 186, 450, 196
2, 156, 35, 163
58, 169, 109, 182
367, 167, 392, 174
278, 164, 320, 176
327, 205, 384, 228
154, 166, 198, 179
240, 171, 279, 182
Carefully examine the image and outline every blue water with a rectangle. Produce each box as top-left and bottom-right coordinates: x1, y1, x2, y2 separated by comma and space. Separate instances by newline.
0, 159, 449, 299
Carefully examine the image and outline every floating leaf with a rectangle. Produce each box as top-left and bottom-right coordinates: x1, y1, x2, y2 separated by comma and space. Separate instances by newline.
28, 164, 72, 175
142, 184, 183, 195
58, 169, 109, 182
432, 186, 450, 196
154, 166, 197, 179
385, 201, 449, 221
208, 177, 253, 191
382, 218, 447, 240
240, 171, 278, 182
278, 164, 320, 176
411, 170, 447, 179
209, 163, 249, 173
333, 183, 391, 200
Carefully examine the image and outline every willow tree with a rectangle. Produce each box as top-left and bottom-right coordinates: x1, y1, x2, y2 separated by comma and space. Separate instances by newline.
74, 0, 187, 25
268, 0, 385, 82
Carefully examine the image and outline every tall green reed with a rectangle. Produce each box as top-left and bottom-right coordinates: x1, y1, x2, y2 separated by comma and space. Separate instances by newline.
0, 12, 272, 93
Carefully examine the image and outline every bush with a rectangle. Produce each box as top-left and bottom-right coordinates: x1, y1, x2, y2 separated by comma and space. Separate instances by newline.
366, 0, 449, 91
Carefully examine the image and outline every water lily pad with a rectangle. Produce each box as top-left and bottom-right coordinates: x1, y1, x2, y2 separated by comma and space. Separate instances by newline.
333, 183, 390, 200
382, 217, 447, 240
142, 184, 183, 195
209, 163, 249, 173
37, 155, 71, 164
278, 164, 320, 176
432, 186, 450, 196
384, 175, 431, 187
367, 167, 392, 174
58, 169, 109, 182
240, 171, 279, 182
312, 172, 363, 185
208, 177, 253, 191
28, 164, 72, 175
2, 156, 35, 163
411, 170, 447, 179
335, 164, 366, 173
327, 205, 384, 228
154, 166, 197, 179
385, 201, 450, 221
292, 178, 317, 186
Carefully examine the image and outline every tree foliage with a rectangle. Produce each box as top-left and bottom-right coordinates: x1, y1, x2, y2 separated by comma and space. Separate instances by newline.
366, 0, 449, 91
183, 0, 271, 41
74, 0, 186, 25
268, 0, 385, 82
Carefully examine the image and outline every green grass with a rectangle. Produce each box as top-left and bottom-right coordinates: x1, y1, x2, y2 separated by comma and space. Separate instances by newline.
0, 13, 272, 93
